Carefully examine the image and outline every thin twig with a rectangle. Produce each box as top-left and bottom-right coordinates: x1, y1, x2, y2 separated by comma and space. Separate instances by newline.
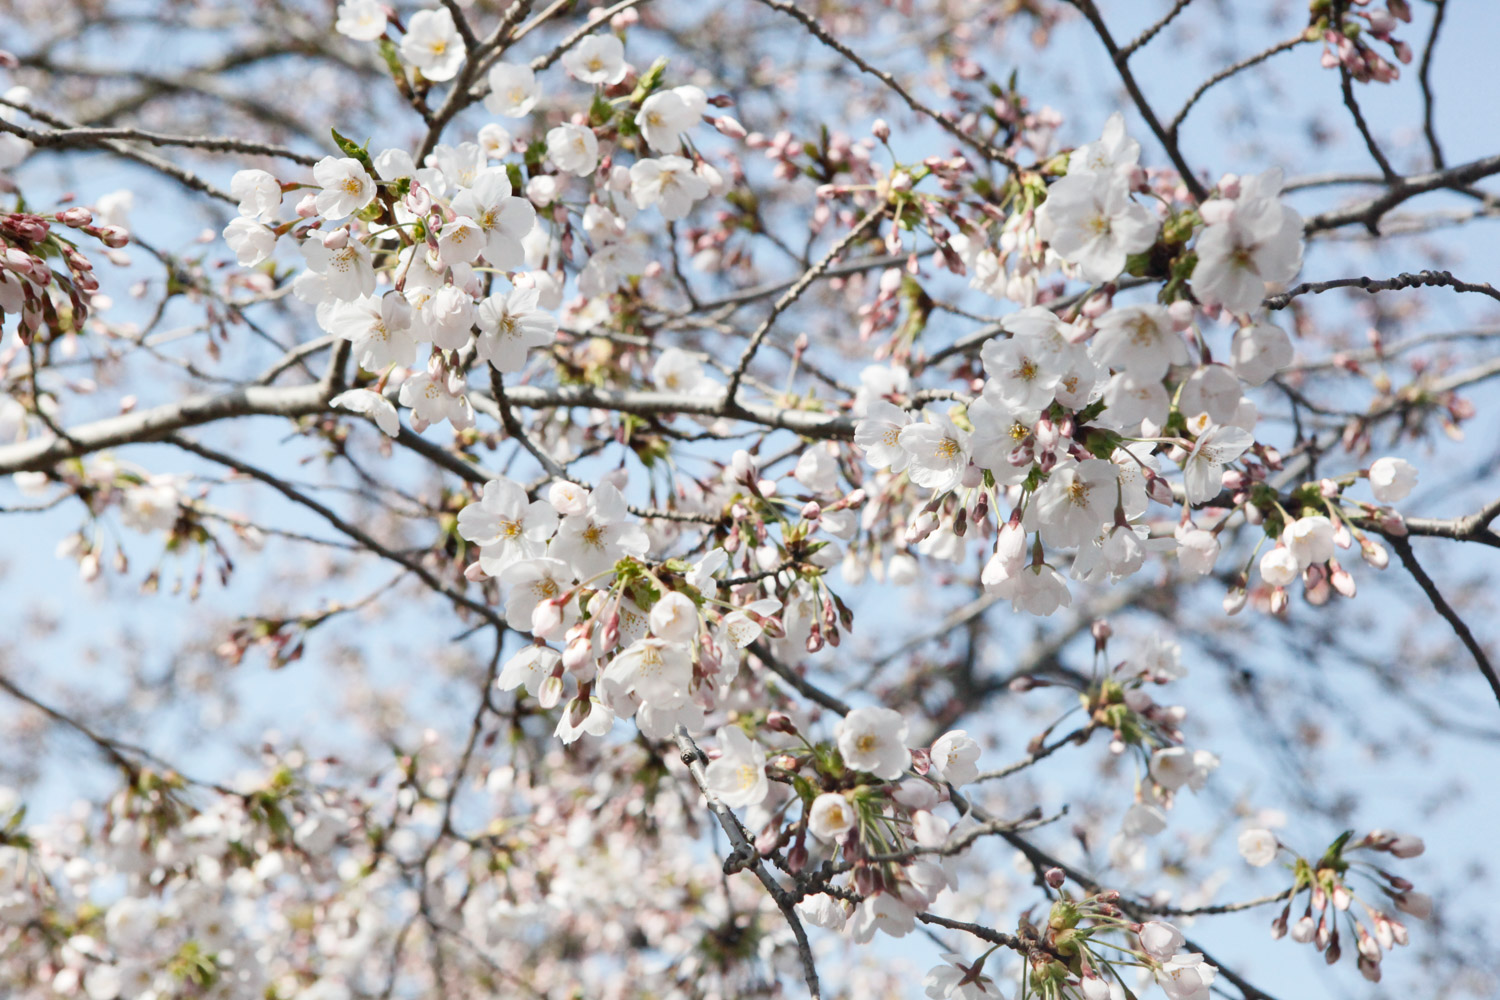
724, 207, 889, 406
1066, 0, 1207, 201
750, 0, 1021, 172
1119, 0, 1195, 58
1388, 534, 1500, 712
1418, 0, 1448, 169
1169, 33, 1307, 138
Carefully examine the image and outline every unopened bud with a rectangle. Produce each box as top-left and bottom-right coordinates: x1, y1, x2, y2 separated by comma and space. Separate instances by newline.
712, 115, 747, 139
1223, 584, 1247, 615
1044, 868, 1066, 889
766, 711, 798, 735
1091, 619, 1111, 648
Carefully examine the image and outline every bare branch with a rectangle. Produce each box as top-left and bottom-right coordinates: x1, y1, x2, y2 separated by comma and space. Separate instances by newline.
1303, 151, 1500, 234
671, 726, 822, 999
750, 0, 1021, 172
1065, 0, 1208, 202
725, 207, 888, 406
1168, 33, 1308, 139
1387, 534, 1500, 711
1263, 269, 1500, 310
1418, 0, 1448, 169
1119, 0, 1195, 58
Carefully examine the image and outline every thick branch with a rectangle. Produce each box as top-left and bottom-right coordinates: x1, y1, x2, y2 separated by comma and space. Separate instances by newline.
1303, 151, 1500, 234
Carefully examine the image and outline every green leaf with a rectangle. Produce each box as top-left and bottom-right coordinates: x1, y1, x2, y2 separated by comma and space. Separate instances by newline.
330, 128, 375, 173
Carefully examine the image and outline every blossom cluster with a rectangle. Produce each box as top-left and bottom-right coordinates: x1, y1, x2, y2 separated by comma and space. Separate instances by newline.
847, 113, 1421, 623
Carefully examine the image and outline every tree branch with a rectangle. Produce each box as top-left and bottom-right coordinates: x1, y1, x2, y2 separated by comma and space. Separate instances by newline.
671, 726, 822, 999
1387, 533, 1500, 711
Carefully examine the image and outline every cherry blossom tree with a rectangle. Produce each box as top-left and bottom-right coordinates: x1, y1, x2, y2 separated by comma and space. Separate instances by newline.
0, 1, 1496, 998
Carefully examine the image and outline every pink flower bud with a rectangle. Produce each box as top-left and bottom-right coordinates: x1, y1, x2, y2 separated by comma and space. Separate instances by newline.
537, 674, 564, 709
1388, 833, 1424, 858
532, 599, 565, 638
712, 116, 747, 139
464, 561, 488, 581
766, 711, 798, 735
58, 207, 93, 228
1044, 867, 1066, 888
562, 635, 593, 674
1330, 562, 1357, 598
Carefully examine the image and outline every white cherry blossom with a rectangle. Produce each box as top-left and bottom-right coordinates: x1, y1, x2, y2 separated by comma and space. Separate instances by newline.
397, 363, 475, 432
561, 34, 627, 85
546, 123, 599, 176
835, 706, 910, 780
223, 217, 277, 266
330, 388, 400, 437
1369, 456, 1418, 503
898, 410, 970, 492
636, 85, 708, 151
335, 0, 387, 41
1230, 319, 1294, 385
854, 400, 913, 473
550, 483, 648, 578
1192, 167, 1303, 315
323, 292, 419, 371
1181, 422, 1253, 504
703, 727, 768, 808
929, 730, 981, 786
400, 7, 465, 82
451, 169, 537, 271
1091, 304, 1188, 380
630, 155, 710, 220
312, 156, 376, 218
475, 286, 557, 372
606, 638, 693, 709
485, 62, 540, 117
457, 477, 558, 573
230, 169, 282, 221
1238, 828, 1279, 866
1035, 170, 1157, 282
807, 792, 857, 841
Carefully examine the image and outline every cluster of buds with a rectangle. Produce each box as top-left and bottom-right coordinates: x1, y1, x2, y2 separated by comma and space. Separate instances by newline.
1246, 455, 1416, 613
1268, 828, 1427, 982
0, 207, 127, 345
1316, 0, 1413, 84
1022, 883, 1189, 1000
